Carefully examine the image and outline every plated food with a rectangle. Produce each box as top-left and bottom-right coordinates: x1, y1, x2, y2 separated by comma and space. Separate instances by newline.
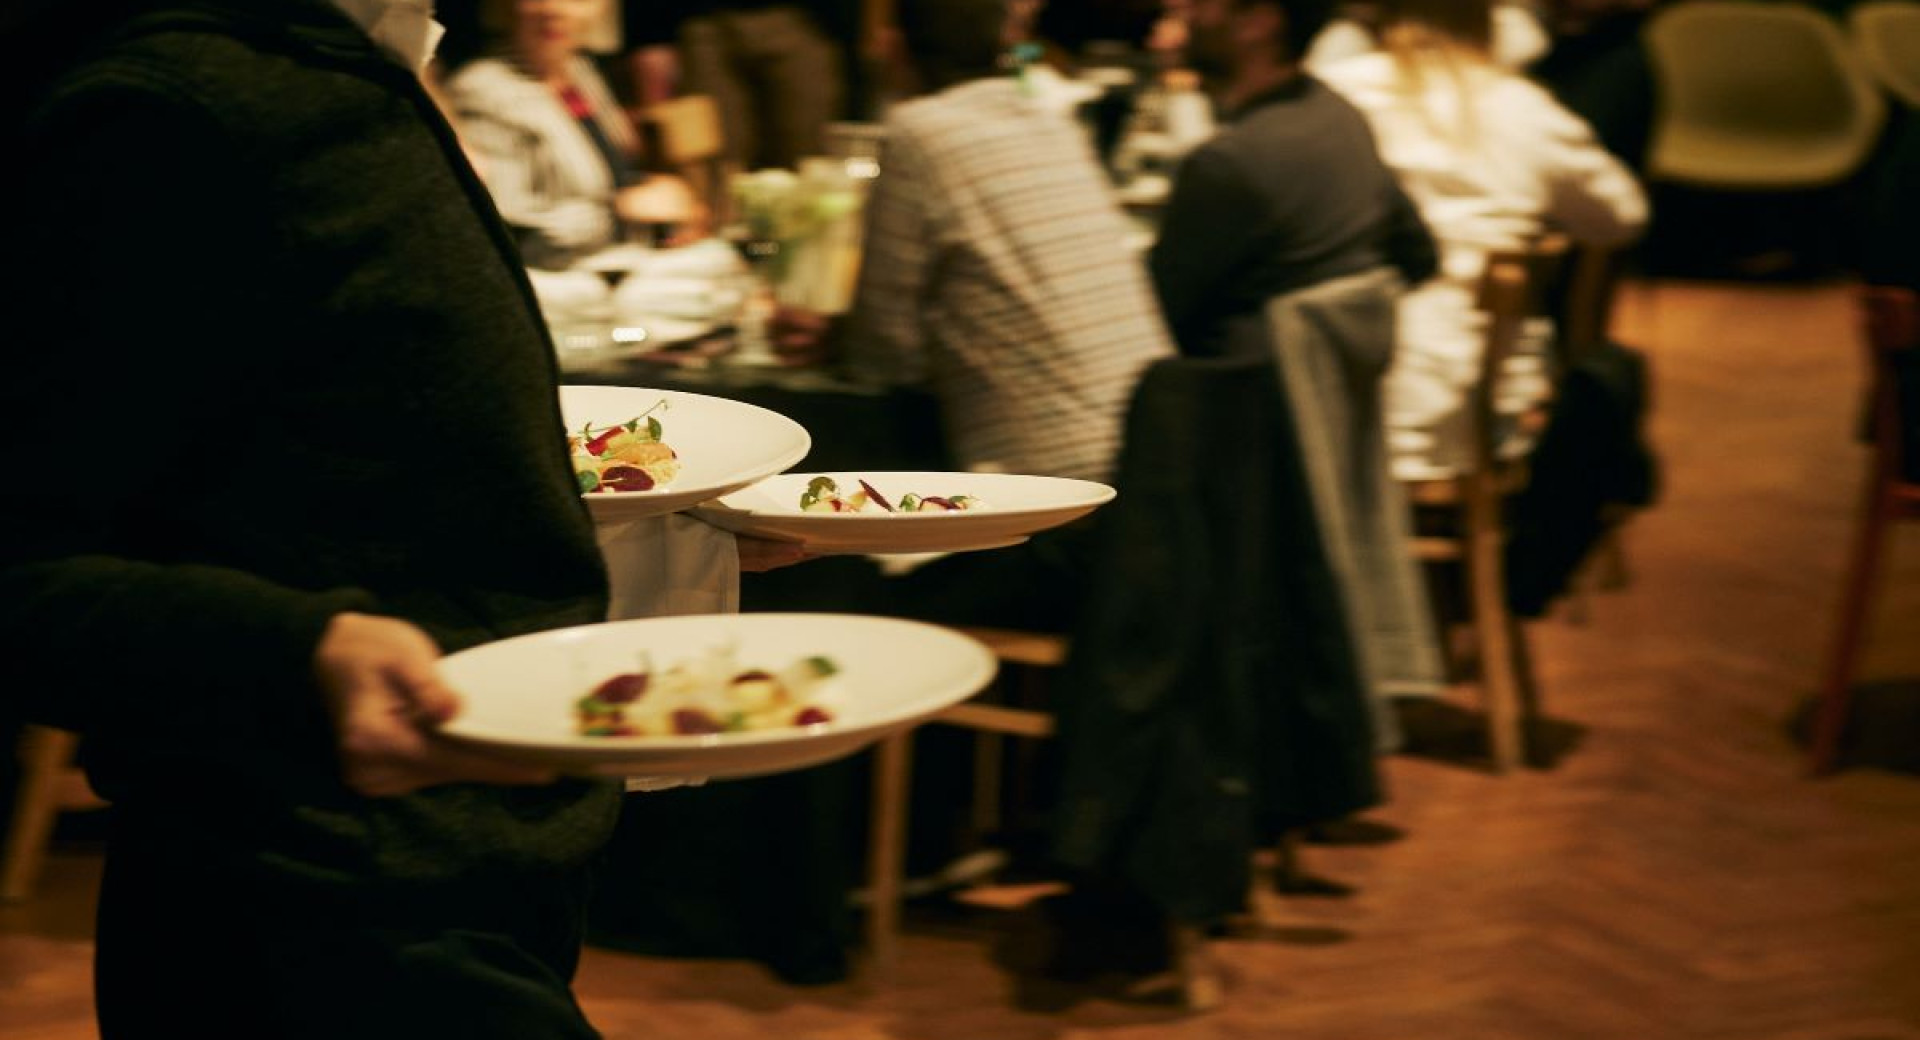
689, 471, 1117, 555
569, 400, 680, 493
575, 645, 841, 736
558, 385, 810, 523
798, 475, 985, 513
435, 613, 998, 779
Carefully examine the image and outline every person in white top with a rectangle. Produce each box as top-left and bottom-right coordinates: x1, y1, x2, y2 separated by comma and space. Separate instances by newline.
1317, 0, 1647, 478
1306, 0, 1553, 72
448, 0, 700, 270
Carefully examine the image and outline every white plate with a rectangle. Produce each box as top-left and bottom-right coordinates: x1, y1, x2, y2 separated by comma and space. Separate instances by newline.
436, 613, 997, 778
614, 277, 741, 321
562, 385, 810, 523
689, 471, 1116, 555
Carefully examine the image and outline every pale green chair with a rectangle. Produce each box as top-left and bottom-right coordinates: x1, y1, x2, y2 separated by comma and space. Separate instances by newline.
1852, 1, 1920, 108
1644, 1, 1886, 189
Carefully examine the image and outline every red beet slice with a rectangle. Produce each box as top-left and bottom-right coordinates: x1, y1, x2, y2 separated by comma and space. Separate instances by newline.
671, 709, 724, 734
858, 479, 895, 512
601, 465, 655, 492
590, 672, 650, 704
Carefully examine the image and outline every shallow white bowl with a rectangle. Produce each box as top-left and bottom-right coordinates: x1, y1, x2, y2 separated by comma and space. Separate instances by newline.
690, 471, 1116, 554
437, 613, 997, 778
561, 385, 810, 523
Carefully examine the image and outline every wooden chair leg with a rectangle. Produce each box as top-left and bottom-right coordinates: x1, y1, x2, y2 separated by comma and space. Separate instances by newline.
1810, 485, 1894, 775
1170, 921, 1224, 1011
2, 727, 89, 904
1465, 475, 1526, 773
969, 730, 1004, 842
865, 728, 915, 971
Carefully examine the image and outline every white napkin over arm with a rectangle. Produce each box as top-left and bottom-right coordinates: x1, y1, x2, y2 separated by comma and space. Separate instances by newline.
594, 513, 740, 792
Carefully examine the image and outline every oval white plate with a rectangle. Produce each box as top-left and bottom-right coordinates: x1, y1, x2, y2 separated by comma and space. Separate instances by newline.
562, 385, 810, 523
437, 613, 997, 778
689, 472, 1116, 555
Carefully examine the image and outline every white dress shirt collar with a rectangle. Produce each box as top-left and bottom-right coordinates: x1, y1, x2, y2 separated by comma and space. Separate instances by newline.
328, 0, 444, 72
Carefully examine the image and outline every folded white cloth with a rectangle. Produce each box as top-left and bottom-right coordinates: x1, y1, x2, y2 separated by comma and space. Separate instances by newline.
595, 512, 741, 620
635, 238, 746, 281
527, 268, 611, 322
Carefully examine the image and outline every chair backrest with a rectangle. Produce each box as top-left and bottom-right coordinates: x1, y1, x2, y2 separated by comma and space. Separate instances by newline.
1643, 0, 1886, 187
1463, 234, 1568, 466
646, 94, 726, 165
1552, 240, 1620, 366
1860, 285, 1920, 485
642, 94, 733, 220
1851, 1, 1920, 108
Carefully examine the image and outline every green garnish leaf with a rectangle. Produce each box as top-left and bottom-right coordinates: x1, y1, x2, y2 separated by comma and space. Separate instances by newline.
576, 470, 600, 493
804, 655, 839, 677
575, 695, 620, 718
647, 416, 664, 441
800, 475, 839, 509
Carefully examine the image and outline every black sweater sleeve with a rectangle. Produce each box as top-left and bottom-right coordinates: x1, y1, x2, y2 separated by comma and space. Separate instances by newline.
1, 79, 372, 765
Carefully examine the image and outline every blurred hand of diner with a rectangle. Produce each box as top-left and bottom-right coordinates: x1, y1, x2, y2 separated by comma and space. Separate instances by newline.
616, 174, 709, 245
769, 304, 840, 367
314, 612, 557, 797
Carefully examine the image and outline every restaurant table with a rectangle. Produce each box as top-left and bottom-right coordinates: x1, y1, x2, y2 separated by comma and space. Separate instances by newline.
558, 340, 951, 474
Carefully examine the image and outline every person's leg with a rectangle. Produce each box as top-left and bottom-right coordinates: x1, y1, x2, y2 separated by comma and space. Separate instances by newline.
745, 6, 846, 170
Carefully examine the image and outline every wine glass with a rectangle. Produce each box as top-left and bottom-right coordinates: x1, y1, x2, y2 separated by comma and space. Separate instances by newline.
722, 220, 783, 364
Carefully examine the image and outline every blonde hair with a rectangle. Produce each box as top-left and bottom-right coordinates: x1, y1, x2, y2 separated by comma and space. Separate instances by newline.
1378, 0, 1495, 147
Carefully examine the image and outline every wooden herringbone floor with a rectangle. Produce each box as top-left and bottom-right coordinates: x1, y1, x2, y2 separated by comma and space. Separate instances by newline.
4, 279, 1918, 1039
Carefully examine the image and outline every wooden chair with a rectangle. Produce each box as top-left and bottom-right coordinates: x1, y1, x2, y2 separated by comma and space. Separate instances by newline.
638, 94, 735, 226
1, 725, 106, 903
1404, 237, 1568, 772
1809, 285, 1920, 774
863, 628, 1060, 967
864, 623, 1229, 1010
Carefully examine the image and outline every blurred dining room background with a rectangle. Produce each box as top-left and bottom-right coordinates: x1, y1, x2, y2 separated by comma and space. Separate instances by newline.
6, 0, 1920, 1036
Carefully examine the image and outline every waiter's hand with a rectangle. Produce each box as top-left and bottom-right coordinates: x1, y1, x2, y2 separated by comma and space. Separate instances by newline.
314, 612, 557, 797
735, 535, 811, 573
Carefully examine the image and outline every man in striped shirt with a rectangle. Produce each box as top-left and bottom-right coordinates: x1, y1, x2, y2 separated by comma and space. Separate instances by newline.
843, 0, 1174, 485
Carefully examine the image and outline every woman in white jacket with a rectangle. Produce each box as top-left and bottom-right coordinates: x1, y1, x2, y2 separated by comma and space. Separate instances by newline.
448, 0, 699, 270
1318, 0, 1647, 478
